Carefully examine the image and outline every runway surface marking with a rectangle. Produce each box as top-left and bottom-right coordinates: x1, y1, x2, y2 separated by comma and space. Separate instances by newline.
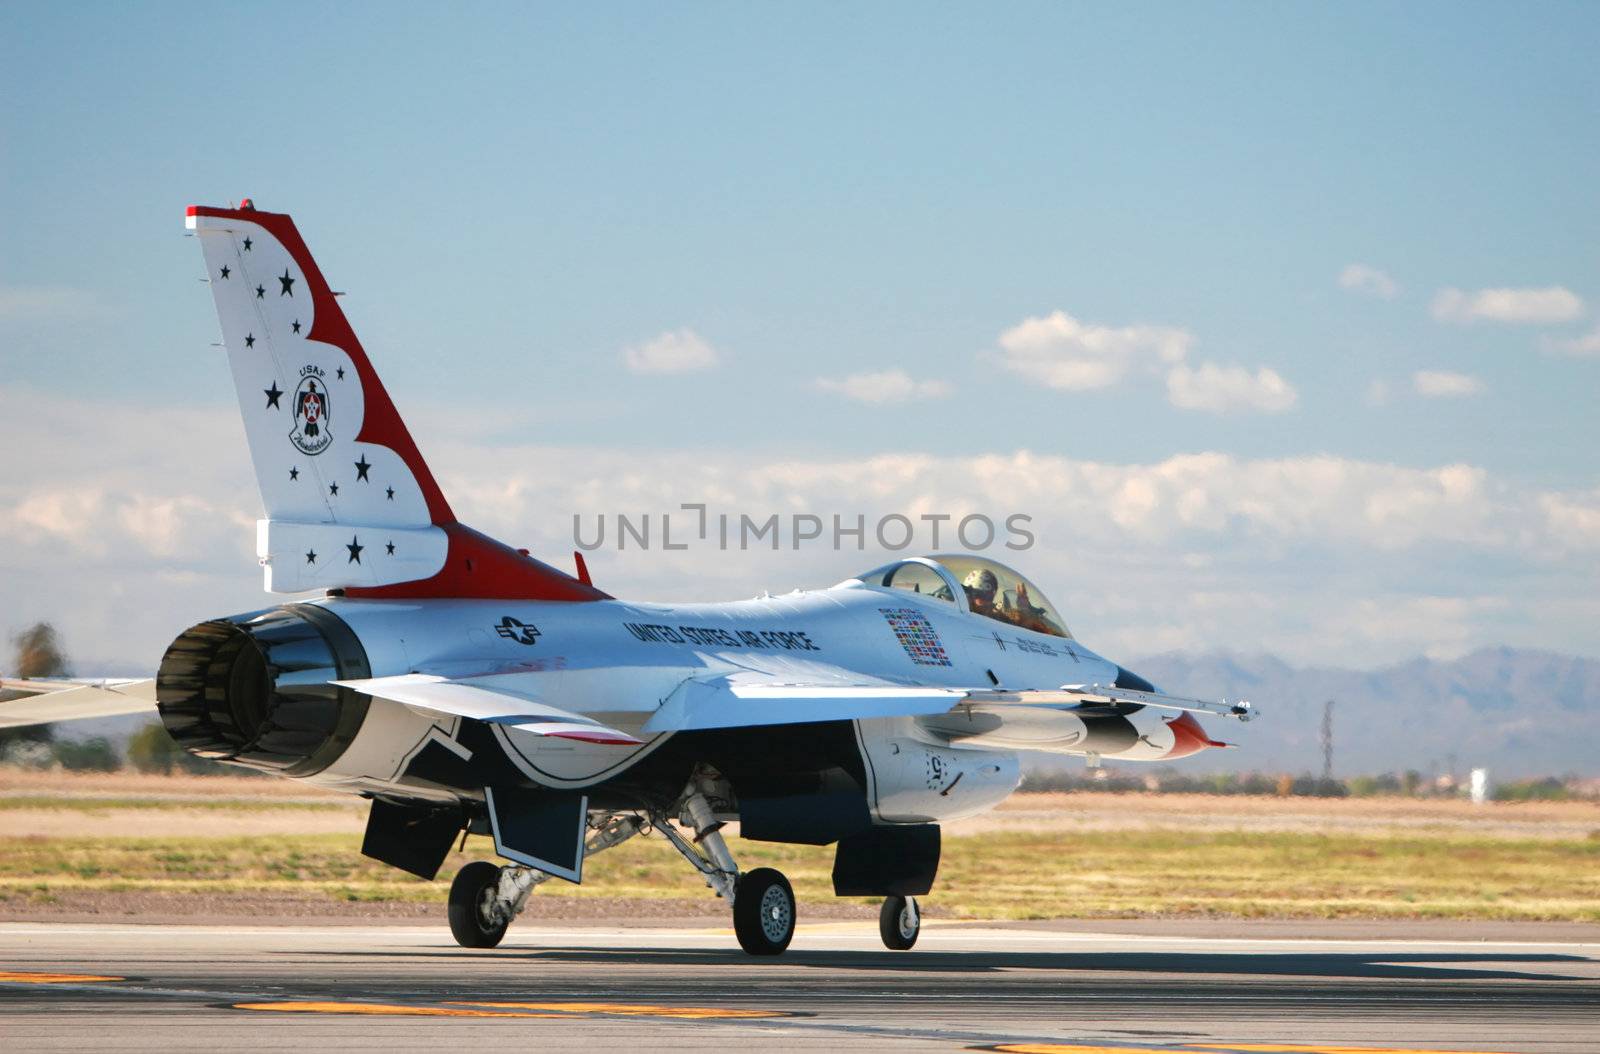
234, 1001, 564, 1018
0, 970, 124, 984
456, 1000, 790, 1018
987, 1045, 1526, 1054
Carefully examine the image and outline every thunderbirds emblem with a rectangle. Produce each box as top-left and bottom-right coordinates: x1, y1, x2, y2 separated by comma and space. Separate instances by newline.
289, 365, 332, 455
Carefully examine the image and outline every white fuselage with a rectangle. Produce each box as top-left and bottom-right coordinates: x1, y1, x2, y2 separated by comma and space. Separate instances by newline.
300, 577, 1178, 825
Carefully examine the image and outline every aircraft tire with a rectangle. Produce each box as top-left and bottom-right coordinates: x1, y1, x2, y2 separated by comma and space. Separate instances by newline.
879, 895, 920, 950
733, 867, 795, 956
448, 861, 510, 949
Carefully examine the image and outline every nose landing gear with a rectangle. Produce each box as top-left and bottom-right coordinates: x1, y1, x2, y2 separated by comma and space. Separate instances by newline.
879, 894, 921, 950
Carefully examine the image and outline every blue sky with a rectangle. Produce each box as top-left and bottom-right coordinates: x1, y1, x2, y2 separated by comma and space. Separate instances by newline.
2, 2, 1598, 671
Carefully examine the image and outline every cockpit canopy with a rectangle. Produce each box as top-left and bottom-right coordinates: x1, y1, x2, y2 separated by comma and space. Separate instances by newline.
854, 555, 1072, 639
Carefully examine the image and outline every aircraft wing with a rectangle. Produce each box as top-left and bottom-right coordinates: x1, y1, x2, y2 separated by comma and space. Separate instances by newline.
0, 678, 158, 729
641, 671, 1253, 734
331, 673, 644, 745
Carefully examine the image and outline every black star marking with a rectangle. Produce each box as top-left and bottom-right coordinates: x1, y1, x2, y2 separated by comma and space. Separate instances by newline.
244, 333, 255, 348
242, 237, 252, 251
346, 536, 363, 564
336, 367, 345, 380
255, 284, 265, 299
385, 486, 395, 501
329, 481, 339, 496
292, 319, 302, 334
289, 466, 299, 481
385, 541, 396, 556
279, 269, 295, 296
305, 549, 317, 564
264, 381, 283, 409
219, 265, 230, 279
354, 455, 371, 482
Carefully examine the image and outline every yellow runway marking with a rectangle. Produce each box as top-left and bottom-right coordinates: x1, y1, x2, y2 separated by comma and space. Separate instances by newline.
234, 1001, 562, 1018
0, 971, 124, 984
456, 1000, 787, 1019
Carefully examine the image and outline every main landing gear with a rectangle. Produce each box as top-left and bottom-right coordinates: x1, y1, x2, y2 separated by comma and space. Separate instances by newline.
447, 813, 644, 950
652, 770, 798, 956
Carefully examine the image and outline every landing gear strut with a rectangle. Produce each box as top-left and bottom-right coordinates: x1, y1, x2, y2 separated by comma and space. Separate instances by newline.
879, 894, 921, 950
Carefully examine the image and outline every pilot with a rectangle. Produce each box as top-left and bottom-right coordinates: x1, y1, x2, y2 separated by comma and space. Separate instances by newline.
964, 567, 1063, 636
962, 567, 1001, 617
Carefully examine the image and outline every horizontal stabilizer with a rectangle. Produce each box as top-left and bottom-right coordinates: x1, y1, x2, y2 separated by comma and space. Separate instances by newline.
258, 520, 448, 592
0, 678, 157, 729
331, 673, 643, 745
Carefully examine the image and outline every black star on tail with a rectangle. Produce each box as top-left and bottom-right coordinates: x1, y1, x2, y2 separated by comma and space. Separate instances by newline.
255, 284, 265, 299
279, 269, 295, 296
354, 455, 371, 481
264, 382, 282, 409
346, 536, 363, 564
305, 550, 317, 564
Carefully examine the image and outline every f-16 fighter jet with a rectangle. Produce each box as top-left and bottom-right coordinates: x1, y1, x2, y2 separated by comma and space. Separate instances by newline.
1, 202, 1255, 955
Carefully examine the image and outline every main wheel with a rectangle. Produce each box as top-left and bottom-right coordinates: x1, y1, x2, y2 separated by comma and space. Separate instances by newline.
879, 895, 920, 950
733, 867, 796, 956
448, 860, 510, 949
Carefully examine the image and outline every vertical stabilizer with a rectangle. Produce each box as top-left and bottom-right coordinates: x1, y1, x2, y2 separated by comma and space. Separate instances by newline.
187, 202, 606, 601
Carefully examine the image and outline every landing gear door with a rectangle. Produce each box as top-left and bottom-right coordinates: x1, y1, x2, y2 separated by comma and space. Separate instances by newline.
484, 785, 588, 883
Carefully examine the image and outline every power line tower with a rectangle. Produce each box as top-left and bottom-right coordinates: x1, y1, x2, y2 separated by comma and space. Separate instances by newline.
1320, 699, 1335, 785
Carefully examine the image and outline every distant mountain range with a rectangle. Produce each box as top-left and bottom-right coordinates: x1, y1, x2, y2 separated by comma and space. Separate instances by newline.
1117, 646, 1600, 779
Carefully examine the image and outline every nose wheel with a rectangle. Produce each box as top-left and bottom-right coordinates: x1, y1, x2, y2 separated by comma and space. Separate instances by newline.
733, 867, 797, 955
879, 894, 921, 950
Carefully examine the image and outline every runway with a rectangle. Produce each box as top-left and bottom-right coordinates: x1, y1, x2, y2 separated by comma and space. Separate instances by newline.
2, 920, 1597, 1052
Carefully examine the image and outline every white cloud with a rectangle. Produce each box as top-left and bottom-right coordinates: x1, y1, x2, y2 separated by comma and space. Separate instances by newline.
1544, 326, 1600, 357
1338, 264, 1399, 300
1412, 370, 1485, 398
994, 310, 1191, 391
992, 309, 1297, 416
622, 328, 720, 374
1431, 286, 1584, 324
1166, 364, 1298, 414
0, 285, 97, 319
7, 383, 1600, 673
815, 369, 952, 404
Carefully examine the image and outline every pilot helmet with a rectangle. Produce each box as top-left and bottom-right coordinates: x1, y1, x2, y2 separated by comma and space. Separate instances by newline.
962, 567, 998, 598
